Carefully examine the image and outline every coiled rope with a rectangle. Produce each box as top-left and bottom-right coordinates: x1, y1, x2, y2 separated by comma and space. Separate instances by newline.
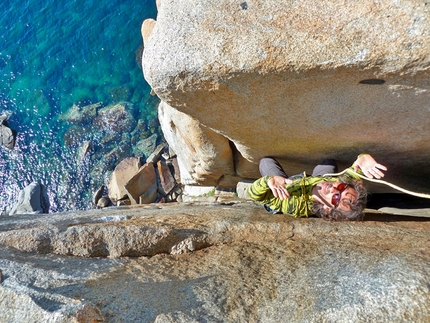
323, 169, 430, 199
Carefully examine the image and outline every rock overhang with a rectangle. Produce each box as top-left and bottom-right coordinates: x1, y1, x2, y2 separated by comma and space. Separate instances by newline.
142, 0, 430, 192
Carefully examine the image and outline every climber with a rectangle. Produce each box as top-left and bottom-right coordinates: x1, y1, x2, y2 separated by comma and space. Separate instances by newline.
247, 154, 387, 221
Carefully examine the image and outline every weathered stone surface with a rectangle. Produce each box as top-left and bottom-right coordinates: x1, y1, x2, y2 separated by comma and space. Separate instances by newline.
8, 182, 50, 215
158, 101, 259, 186
108, 157, 141, 202
141, 18, 156, 44
0, 202, 428, 322
124, 162, 158, 204
236, 179, 254, 199
142, 0, 430, 191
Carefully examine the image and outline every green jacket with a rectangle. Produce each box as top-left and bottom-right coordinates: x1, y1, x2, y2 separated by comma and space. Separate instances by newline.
247, 164, 362, 217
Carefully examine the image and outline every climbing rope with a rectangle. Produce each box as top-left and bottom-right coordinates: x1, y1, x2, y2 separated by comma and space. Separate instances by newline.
323, 169, 430, 199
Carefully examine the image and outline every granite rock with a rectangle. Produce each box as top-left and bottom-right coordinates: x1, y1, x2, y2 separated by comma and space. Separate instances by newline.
0, 202, 428, 322
8, 182, 50, 215
142, 0, 430, 191
108, 157, 142, 203
124, 162, 159, 204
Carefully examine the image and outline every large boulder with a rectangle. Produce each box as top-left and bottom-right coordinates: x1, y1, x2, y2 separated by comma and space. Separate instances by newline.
124, 162, 159, 204
142, 0, 430, 191
108, 157, 142, 203
8, 182, 50, 215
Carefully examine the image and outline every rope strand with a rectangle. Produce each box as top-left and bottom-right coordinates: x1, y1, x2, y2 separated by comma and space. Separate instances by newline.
323, 169, 430, 199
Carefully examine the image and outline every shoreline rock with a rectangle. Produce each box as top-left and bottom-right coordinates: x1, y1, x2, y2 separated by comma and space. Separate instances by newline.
7, 182, 50, 216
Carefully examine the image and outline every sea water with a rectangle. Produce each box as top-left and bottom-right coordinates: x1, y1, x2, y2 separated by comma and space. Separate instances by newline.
0, 0, 159, 213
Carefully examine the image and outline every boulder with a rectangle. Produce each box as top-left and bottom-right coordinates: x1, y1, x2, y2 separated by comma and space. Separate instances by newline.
108, 157, 141, 202
124, 163, 158, 204
8, 182, 50, 215
236, 179, 254, 200
97, 196, 111, 208
167, 155, 181, 183
0, 115, 15, 150
92, 185, 105, 207
142, 0, 430, 191
63, 125, 92, 147
146, 142, 168, 164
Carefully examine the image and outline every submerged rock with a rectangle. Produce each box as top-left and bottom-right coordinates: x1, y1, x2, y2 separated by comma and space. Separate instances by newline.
58, 102, 102, 123
132, 133, 158, 159
93, 102, 136, 132
76, 140, 92, 163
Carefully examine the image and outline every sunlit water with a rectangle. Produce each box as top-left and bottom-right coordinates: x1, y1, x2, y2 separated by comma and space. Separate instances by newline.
0, 0, 160, 213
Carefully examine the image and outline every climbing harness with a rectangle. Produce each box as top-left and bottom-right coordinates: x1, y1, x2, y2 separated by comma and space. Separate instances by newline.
323, 169, 430, 199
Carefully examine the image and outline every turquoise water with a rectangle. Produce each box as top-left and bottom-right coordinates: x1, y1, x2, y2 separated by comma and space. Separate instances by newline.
0, 0, 160, 213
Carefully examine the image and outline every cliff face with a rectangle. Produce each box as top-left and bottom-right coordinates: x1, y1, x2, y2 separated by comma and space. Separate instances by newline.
142, 0, 430, 191
0, 202, 429, 322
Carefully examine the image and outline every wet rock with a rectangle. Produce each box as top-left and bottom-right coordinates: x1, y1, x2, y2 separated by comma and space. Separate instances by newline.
103, 145, 132, 171
76, 140, 92, 163
92, 185, 105, 207
8, 182, 50, 215
132, 133, 158, 159
93, 102, 136, 132
109, 85, 133, 102
63, 125, 92, 147
97, 196, 111, 208
0, 115, 15, 150
58, 102, 101, 123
